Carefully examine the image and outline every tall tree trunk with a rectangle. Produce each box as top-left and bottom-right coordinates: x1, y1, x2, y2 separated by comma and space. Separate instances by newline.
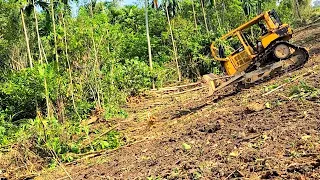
213, 0, 221, 30
200, 0, 209, 33
144, 0, 155, 89
153, 0, 158, 8
222, 2, 229, 31
257, 0, 262, 15
165, 5, 181, 82
20, 9, 33, 68
50, 0, 58, 67
62, 12, 81, 121
33, 0, 50, 118
106, 29, 114, 86
294, 0, 302, 19
89, 0, 102, 109
33, 2, 43, 63
191, 0, 198, 30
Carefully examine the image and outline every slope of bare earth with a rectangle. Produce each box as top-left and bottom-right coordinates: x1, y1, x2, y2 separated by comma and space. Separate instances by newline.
39, 23, 320, 179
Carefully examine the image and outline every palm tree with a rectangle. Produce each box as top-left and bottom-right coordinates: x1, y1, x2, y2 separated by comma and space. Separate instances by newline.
211, 0, 221, 30
20, 6, 33, 68
31, 0, 51, 117
164, 0, 181, 81
241, 0, 258, 39
164, 0, 179, 18
257, 0, 262, 14
191, 0, 198, 30
200, 0, 209, 33
50, 0, 59, 67
241, 0, 254, 16
294, 0, 302, 19
144, 0, 155, 89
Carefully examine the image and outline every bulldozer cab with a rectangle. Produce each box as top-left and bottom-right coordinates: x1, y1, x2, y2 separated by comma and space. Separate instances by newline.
203, 9, 308, 97
211, 9, 293, 76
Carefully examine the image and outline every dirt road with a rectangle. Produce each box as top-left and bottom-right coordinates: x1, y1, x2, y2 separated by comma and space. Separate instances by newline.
40, 23, 320, 179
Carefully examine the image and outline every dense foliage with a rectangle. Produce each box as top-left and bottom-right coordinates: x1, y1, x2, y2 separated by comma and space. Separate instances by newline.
0, 0, 318, 163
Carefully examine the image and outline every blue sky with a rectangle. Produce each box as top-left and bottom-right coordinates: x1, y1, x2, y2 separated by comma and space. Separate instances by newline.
71, 0, 317, 16
122, 0, 137, 5
80, 0, 316, 5
123, 0, 317, 6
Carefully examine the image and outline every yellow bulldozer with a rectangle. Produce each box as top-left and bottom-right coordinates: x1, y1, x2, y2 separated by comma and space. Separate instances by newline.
203, 9, 309, 95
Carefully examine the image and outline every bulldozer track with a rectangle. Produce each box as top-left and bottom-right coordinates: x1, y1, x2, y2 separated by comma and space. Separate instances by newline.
240, 42, 309, 88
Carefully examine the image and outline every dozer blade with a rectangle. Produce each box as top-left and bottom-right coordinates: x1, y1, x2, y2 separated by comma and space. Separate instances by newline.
203, 72, 245, 96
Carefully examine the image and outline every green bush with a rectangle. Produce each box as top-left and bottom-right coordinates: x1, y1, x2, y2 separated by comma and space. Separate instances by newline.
0, 66, 45, 120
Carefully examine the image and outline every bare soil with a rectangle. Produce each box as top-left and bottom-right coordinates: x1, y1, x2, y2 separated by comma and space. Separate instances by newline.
39, 23, 320, 179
